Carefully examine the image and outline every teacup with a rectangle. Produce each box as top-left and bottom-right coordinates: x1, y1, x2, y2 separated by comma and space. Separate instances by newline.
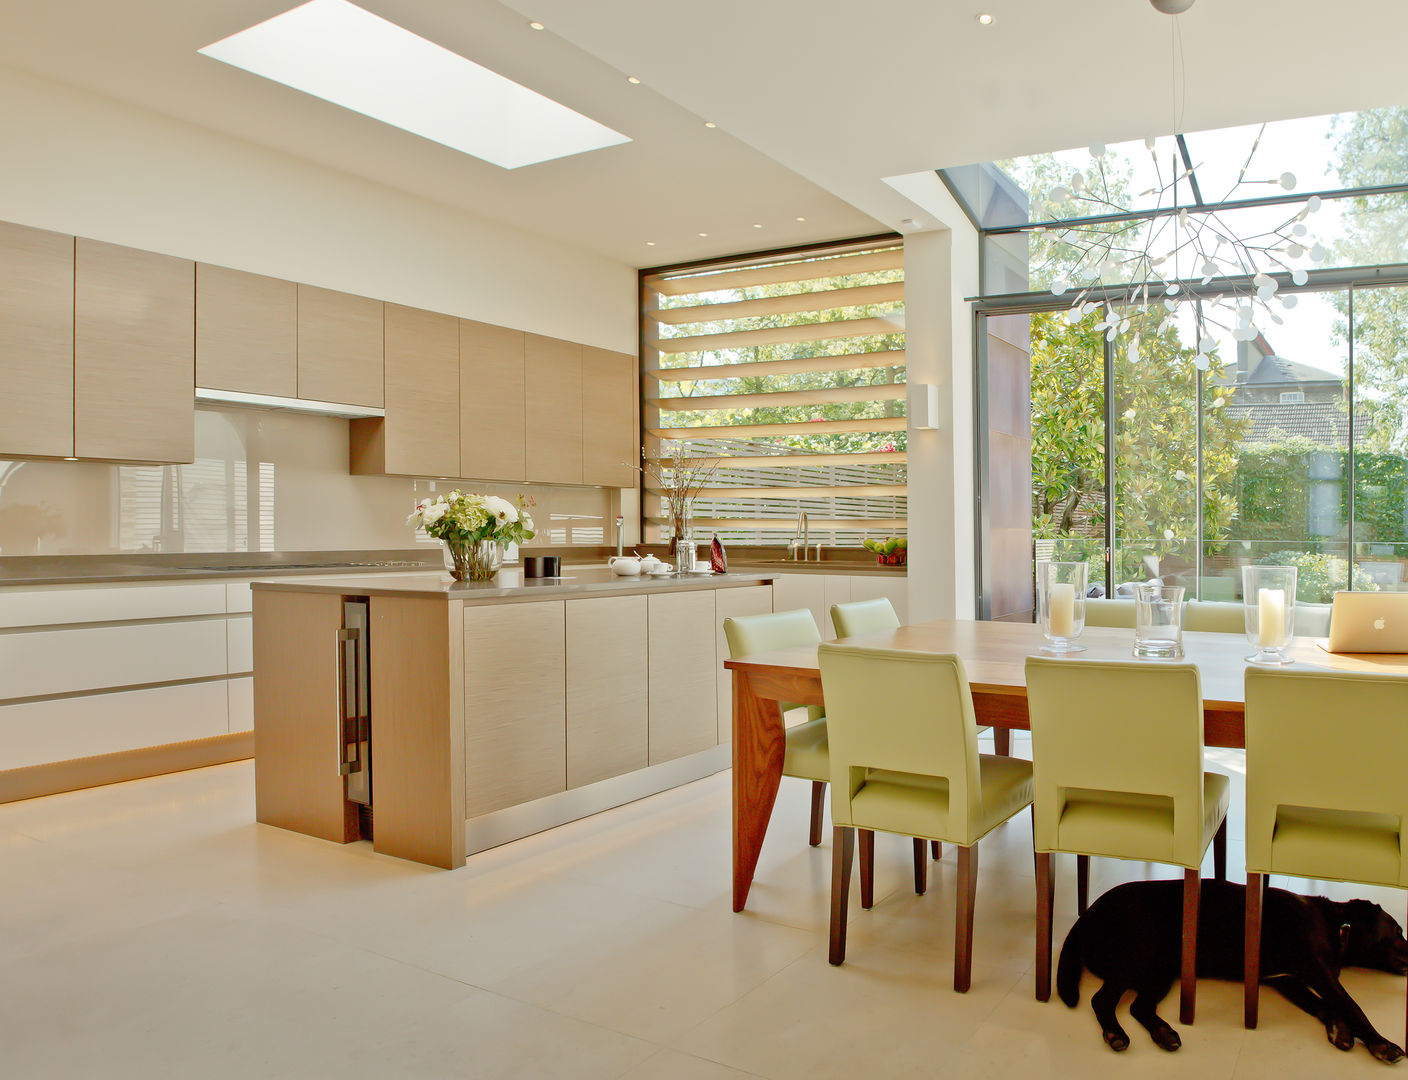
608, 556, 641, 576
639, 555, 663, 574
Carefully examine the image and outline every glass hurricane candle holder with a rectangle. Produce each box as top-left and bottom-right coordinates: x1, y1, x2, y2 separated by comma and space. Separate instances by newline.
1243, 564, 1297, 665
1039, 561, 1088, 653
1133, 584, 1186, 659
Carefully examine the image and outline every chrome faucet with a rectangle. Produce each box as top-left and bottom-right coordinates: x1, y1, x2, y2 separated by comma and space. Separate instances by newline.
790, 511, 809, 561
615, 515, 624, 558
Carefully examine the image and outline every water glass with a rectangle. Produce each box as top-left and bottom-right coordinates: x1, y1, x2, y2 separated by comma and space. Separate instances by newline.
1039, 561, 1087, 653
1133, 584, 1185, 658
1243, 565, 1297, 665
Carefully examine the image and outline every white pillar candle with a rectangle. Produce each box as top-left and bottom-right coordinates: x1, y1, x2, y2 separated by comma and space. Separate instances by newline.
1049, 582, 1076, 638
1257, 587, 1285, 647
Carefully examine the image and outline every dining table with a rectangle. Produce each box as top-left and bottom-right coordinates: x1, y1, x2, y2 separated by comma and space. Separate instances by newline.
723, 617, 1408, 913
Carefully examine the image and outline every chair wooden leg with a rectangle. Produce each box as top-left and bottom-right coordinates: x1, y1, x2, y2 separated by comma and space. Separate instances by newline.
808, 781, 825, 847
913, 838, 927, 895
1076, 854, 1090, 916
931, 840, 941, 860
1035, 851, 1055, 1002
1181, 868, 1201, 1025
994, 728, 1012, 756
858, 829, 875, 909
1245, 871, 1263, 1029
1214, 817, 1228, 881
955, 843, 979, 993
829, 826, 855, 965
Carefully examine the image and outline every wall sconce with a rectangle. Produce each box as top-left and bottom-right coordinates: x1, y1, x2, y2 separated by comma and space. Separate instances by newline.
908, 382, 940, 430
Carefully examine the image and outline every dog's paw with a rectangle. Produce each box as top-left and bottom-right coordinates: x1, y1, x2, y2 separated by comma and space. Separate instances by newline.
1368, 1040, 1404, 1065
1102, 1029, 1130, 1053
1326, 1017, 1355, 1052
1151, 1025, 1182, 1052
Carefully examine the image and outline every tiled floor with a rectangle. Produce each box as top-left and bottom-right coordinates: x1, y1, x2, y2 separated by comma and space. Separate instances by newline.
2, 740, 1404, 1078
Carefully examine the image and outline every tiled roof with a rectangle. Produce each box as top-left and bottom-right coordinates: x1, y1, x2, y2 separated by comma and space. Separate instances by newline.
1223, 401, 1349, 446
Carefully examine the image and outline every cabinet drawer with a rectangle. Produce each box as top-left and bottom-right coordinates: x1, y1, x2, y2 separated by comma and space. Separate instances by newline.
0, 680, 229, 770
0, 619, 229, 699
0, 582, 228, 629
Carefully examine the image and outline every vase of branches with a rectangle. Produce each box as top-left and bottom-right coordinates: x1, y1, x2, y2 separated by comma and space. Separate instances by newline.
637, 448, 716, 574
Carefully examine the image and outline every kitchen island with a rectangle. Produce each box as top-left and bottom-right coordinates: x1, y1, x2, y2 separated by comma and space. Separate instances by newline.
252, 567, 774, 867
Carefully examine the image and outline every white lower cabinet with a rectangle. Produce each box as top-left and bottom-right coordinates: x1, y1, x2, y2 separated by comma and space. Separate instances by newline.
647, 591, 717, 765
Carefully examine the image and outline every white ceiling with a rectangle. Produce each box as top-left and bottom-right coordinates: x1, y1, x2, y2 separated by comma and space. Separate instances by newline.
4, 0, 1408, 267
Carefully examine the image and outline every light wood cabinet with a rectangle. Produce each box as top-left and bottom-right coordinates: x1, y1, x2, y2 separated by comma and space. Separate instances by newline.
195, 263, 297, 397
582, 346, 638, 488
647, 591, 718, 764
566, 595, 647, 787
463, 601, 566, 817
0, 222, 74, 459
460, 320, 526, 481
350, 303, 459, 477
74, 238, 194, 463
715, 584, 773, 743
296, 284, 383, 407
525, 333, 583, 485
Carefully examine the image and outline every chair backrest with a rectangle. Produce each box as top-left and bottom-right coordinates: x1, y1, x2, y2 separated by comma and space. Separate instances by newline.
1184, 599, 1244, 634
817, 643, 984, 842
1244, 667, 1408, 884
1083, 598, 1137, 628
1025, 657, 1207, 866
830, 597, 900, 638
724, 609, 823, 720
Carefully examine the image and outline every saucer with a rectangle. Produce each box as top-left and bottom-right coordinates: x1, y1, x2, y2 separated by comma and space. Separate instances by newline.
688, 567, 715, 575
648, 568, 672, 577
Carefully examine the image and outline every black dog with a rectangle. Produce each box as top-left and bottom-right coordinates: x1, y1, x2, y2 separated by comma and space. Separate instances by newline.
1057, 879, 1408, 1063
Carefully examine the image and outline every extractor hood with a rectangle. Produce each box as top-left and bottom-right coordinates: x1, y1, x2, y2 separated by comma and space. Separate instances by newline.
195, 387, 385, 419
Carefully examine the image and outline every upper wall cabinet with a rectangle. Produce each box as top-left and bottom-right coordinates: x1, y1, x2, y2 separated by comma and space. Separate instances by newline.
350, 303, 460, 478
524, 334, 583, 486
195, 264, 297, 397
582, 346, 638, 488
461, 320, 526, 482
74, 238, 194, 464
0, 222, 74, 459
296, 284, 383, 407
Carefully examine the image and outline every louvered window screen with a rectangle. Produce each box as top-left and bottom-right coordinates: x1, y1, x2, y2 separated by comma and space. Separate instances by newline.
642, 240, 906, 545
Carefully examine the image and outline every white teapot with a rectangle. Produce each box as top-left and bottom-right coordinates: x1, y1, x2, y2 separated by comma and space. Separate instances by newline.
608, 556, 641, 576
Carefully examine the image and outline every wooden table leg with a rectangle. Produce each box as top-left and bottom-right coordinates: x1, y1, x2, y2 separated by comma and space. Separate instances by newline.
732, 669, 787, 913
993, 728, 1012, 756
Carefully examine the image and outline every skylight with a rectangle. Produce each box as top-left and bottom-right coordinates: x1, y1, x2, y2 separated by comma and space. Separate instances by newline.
199, 0, 631, 169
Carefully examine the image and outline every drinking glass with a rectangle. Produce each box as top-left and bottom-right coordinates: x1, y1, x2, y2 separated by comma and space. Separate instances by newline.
1039, 561, 1087, 653
1133, 584, 1186, 658
1243, 565, 1297, 665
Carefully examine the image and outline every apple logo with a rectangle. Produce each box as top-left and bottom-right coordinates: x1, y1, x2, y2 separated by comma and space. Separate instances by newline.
1375, 618, 1387, 631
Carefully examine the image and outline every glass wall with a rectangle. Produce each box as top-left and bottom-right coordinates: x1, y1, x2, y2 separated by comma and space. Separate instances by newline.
1352, 284, 1408, 591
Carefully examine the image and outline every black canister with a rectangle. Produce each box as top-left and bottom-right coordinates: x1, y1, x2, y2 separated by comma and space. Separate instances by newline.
523, 555, 561, 578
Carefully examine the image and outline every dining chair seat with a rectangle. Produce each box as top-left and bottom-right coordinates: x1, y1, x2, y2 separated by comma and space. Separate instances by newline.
1054, 772, 1229, 865
781, 716, 830, 782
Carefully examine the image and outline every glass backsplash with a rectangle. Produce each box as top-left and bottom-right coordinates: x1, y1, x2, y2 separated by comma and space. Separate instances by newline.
0, 407, 619, 556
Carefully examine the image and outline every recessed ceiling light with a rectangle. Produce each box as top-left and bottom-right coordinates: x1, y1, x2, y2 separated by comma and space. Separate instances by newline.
975, 13, 994, 24
199, 0, 630, 169
703, 121, 717, 129
528, 20, 545, 31
795, 216, 807, 222
698, 232, 709, 237
626, 75, 641, 84
752, 223, 763, 229
646, 241, 656, 246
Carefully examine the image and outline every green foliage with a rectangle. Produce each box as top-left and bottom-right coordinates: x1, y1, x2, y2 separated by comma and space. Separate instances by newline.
1256, 550, 1378, 604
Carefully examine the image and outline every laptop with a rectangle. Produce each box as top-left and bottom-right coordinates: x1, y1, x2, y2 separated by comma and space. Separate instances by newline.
1325, 591, 1408, 653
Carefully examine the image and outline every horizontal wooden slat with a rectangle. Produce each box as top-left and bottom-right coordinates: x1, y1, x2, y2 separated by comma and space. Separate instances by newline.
648, 517, 908, 531
657, 316, 902, 355
648, 349, 905, 382
650, 483, 908, 499
647, 248, 904, 296
689, 451, 908, 468
653, 384, 906, 412
651, 416, 907, 440
650, 283, 904, 325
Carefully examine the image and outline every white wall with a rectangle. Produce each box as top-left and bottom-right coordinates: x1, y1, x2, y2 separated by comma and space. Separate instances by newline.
0, 64, 636, 352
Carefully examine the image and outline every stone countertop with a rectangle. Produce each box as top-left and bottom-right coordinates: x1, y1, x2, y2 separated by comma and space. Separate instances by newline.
0, 550, 443, 587
250, 566, 776, 604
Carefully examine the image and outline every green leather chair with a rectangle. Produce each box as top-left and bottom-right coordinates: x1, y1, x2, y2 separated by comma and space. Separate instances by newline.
1083, 598, 1138, 628
1025, 658, 1230, 1023
1243, 667, 1408, 1033
831, 597, 901, 638
818, 643, 1034, 991
1184, 600, 1244, 634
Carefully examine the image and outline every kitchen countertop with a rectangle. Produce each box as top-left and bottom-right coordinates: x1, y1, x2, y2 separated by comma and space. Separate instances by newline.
250, 566, 775, 604
0, 550, 444, 587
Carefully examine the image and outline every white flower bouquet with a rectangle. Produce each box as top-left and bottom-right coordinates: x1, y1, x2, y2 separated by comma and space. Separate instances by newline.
408, 490, 536, 581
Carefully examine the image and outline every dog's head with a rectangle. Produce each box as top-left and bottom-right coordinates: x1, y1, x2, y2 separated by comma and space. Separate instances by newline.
1334, 899, 1408, 975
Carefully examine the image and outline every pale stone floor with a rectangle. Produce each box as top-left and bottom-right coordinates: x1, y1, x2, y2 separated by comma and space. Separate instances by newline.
2, 739, 1404, 1078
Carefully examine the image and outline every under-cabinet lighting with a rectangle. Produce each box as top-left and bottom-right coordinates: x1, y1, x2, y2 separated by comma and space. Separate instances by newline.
199, 0, 630, 169
195, 387, 386, 419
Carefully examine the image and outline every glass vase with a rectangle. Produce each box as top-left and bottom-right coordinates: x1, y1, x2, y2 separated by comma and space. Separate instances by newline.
673, 522, 694, 575
445, 539, 501, 582
1038, 561, 1087, 653
1134, 584, 1186, 658
1243, 564, 1297, 665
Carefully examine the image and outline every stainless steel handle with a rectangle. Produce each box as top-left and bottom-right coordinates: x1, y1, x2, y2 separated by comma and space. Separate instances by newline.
335, 627, 355, 777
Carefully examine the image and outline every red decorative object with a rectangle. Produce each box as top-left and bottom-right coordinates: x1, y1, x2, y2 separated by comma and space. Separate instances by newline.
878, 550, 907, 567
710, 534, 728, 573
